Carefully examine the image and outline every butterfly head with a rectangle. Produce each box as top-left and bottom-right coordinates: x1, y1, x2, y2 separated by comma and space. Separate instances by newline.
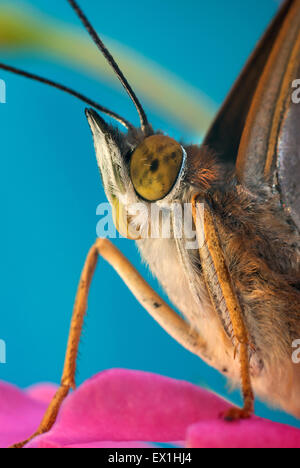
86, 109, 191, 236
86, 108, 219, 239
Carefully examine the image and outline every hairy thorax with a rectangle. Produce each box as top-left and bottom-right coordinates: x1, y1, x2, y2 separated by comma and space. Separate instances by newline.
137, 236, 242, 382
137, 182, 300, 417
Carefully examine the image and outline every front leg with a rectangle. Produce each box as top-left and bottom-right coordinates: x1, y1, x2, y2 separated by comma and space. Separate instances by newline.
192, 195, 254, 420
11, 243, 100, 448
11, 239, 207, 448
224, 342, 254, 420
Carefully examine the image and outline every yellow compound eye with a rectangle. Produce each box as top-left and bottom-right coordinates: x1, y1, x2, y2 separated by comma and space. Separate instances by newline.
130, 135, 184, 202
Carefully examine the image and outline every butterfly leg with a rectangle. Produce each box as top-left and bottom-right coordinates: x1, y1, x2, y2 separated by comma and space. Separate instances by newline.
10, 243, 100, 448
224, 342, 254, 421
11, 238, 207, 448
192, 195, 254, 421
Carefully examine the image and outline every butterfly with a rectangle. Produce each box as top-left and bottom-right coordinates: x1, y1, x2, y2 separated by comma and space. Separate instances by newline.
0, 0, 299, 448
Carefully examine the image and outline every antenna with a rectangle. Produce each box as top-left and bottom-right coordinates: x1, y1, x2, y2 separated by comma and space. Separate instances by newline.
0, 62, 133, 130
67, 0, 151, 135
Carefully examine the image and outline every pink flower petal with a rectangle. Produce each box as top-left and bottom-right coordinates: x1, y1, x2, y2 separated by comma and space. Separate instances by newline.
2, 369, 300, 449
27, 369, 231, 448
187, 418, 300, 448
26, 383, 58, 405
0, 381, 48, 448
26, 384, 59, 405
35, 440, 155, 448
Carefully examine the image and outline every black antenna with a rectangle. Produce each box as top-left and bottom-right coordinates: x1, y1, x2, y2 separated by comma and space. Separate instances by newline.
0, 62, 133, 130
67, 0, 151, 135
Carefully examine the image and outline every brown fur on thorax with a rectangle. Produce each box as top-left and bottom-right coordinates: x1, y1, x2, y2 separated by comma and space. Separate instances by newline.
184, 144, 222, 191
208, 178, 300, 365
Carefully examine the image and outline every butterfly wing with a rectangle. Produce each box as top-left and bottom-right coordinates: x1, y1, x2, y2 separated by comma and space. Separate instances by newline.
235, 0, 300, 230
192, 0, 300, 415
203, 0, 296, 164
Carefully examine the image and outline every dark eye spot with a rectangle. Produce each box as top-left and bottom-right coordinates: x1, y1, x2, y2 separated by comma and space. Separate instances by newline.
150, 159, 159, 173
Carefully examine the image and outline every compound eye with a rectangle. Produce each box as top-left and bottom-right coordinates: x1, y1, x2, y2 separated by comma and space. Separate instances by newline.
130, 135, 184, 202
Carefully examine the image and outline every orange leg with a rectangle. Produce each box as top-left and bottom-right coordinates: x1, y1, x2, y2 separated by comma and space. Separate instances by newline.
224, 342, 254, 421
192, 194, 254, 421
11, 239, 207, 448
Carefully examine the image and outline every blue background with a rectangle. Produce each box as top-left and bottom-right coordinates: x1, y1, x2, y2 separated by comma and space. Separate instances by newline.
1, 0, 299, 428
